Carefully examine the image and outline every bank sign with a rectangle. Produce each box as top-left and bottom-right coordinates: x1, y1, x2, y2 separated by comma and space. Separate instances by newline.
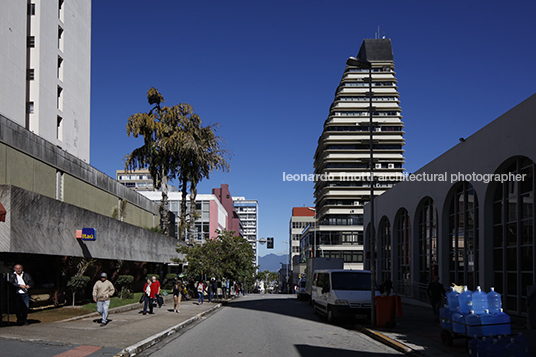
81, 228, 96, 241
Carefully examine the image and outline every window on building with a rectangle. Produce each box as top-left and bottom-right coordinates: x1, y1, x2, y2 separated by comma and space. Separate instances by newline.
56, 116, 63, 141
28, 3, 36, 15
57, 86, 63, 111
58, 26, 64, 52
417, 197, 438, 283
58, 0, 64, 22
57, 56, 63, 81
448, 182, 479, 289
395, 208, 411, 282
27, 36, 35, 48
55, 170, 64, 201
378, 216, 392, 284
27, 69, 35, 81
493, 156, 534, 315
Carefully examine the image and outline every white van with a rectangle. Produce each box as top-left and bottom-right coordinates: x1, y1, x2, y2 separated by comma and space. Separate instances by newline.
311, 269, 378, 323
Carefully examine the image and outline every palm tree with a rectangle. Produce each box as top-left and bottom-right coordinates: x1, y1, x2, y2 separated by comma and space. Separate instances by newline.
124, 88, 229, 237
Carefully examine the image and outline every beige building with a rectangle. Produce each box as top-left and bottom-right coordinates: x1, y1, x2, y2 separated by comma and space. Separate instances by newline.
302, 39, 405, 270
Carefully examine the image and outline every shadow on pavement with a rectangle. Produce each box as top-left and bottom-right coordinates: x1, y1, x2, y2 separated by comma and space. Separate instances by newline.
294, 344, 401, 356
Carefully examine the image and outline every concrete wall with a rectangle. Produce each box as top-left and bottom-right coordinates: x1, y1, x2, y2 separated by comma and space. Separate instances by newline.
0, 185, 179, 263
0, 113, 160, 228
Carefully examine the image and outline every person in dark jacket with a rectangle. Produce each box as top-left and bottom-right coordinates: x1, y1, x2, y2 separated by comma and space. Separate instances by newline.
9, 264, 34, 326
427, 276, 446, 321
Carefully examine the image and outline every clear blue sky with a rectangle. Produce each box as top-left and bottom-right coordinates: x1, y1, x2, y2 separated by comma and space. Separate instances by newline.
90, 0, 536, 257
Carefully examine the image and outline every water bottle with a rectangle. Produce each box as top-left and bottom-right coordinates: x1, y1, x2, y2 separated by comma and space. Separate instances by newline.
477, 336, 491, 357
505, 338, 522, 357
480, 309, 494, 337
452, 309, 466, 334
487, 287, 502, 314
465, 310, 482, 338
497, 334, 509, 347
487, 338, 506, 357
439, 305, 452, 330
493, 308, 511, 336
472, 286, 488, 314
513, 332, 529, 352
458, 286, 473, 313
468, 335, 480, 357
446, 286, 460, 312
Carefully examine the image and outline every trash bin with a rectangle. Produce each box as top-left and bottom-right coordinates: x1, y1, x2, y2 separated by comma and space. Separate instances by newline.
375, 295, 403, 327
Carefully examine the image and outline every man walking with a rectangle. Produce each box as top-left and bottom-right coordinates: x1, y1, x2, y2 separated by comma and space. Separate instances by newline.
9, 264, 34, 326
92, 273, 115, 326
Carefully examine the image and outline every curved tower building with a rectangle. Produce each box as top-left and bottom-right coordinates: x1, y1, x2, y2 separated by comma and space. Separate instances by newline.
309, 38, 405, 269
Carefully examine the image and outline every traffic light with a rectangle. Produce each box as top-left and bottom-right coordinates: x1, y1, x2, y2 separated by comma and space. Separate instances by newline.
267, 237, 274, 249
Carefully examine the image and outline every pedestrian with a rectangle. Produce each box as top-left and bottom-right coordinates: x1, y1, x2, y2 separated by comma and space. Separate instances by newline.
527, 284, 536, 329
383, 275, 393, 296
142, 278, 155, 315
92, 272, 115, 326
197, 281, 205, 305
427, 276, 446, 321
172, 279, 182, 313
9, 264, 34, 326
208, 278, 216, 302
151, 276, 162, 308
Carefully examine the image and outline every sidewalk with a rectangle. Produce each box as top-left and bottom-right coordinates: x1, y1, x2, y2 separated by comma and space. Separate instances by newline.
358, 297, 536, 356
0, 295, 223, 356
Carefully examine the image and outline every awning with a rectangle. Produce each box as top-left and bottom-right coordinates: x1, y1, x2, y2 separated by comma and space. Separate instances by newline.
0, 201, 6, 222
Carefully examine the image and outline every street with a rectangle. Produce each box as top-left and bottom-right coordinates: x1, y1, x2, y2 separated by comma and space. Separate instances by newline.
138, 294, 403, 357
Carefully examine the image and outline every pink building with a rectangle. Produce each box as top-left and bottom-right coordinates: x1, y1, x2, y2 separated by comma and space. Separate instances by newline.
212, 184, 243, 237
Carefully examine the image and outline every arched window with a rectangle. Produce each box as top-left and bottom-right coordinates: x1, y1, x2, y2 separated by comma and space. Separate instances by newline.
493, 156, 534, 314
378, 216, 391, 283
417, 197, 438, 283
448, 182, 479, 289
395, 208, 411, 282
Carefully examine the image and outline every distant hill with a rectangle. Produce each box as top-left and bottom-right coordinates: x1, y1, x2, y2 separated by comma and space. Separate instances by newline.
258, 253, 288, 272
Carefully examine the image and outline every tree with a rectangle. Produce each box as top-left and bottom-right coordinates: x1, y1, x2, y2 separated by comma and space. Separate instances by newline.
124, 88, 229, 237
66, 276, 90, 307
176, 230, 256, 283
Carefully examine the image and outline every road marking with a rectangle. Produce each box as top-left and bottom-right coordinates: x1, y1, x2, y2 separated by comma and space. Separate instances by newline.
53, 345, 103, 357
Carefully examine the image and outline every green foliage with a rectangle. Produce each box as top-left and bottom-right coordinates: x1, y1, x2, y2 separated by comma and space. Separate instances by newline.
145, 274, 160, 281
66, 276, 90, 307
115, 275, 134, 299
123, 88, 230, 239
176, 229, 256, 283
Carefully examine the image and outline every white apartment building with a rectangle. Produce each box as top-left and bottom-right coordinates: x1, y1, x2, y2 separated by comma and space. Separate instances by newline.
0, 1, 91, 162
234, 197, 259, 266
289, 207, 315, 285
303, 38, 405, 270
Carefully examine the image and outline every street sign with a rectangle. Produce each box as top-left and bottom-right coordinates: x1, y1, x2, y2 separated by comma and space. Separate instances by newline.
258, 238, 267, 245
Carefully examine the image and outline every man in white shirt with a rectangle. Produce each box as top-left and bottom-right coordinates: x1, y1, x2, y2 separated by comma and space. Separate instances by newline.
9, 264, 34, 325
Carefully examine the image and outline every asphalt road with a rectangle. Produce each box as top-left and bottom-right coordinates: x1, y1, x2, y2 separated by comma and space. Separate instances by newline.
138, 294, 404, 357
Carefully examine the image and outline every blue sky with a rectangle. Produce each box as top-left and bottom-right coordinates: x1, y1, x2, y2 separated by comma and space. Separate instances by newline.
90, 0, 536, 257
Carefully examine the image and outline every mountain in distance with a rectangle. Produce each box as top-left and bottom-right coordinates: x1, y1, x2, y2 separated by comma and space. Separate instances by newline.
258, 253, 288, 272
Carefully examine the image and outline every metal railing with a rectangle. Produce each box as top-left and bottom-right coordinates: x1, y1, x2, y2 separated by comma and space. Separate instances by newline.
393, 280, 429, 304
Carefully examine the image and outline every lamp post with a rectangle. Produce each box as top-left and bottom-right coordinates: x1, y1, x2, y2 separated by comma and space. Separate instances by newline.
347, 55, 376, 327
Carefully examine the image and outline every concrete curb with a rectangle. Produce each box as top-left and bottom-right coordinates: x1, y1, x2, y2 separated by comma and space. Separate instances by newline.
355, 324, 423, 356
116, 303, 222, 357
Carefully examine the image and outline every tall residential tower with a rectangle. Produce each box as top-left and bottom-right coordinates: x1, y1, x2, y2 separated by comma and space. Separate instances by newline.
304, 39, 405, 269
0, 1, 91, 162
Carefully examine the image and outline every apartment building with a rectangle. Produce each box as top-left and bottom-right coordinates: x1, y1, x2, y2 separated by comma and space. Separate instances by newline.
303, 38, 405, 270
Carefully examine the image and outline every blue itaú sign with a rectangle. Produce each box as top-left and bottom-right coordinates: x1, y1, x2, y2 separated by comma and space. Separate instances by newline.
82, 228, 96, 241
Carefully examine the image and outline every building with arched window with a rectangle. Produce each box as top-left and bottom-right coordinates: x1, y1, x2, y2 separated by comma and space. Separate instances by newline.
364, 93, 536, 317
